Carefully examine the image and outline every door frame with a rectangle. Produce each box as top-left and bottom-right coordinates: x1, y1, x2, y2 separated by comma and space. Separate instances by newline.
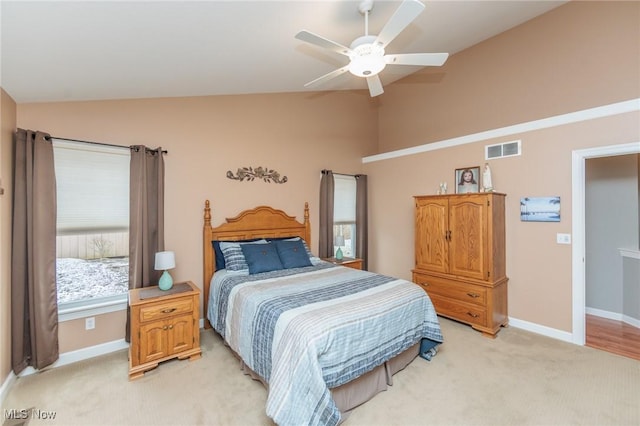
571, 142, 640, 344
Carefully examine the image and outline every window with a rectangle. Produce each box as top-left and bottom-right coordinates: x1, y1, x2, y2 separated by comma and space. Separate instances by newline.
333, 174, 356, 258
53, 140, 130, 310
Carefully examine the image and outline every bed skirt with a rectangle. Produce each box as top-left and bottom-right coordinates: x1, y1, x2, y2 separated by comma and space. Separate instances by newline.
234, 342, 422, 421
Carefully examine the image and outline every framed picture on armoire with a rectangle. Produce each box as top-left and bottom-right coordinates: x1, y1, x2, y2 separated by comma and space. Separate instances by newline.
455, 166, 480, 194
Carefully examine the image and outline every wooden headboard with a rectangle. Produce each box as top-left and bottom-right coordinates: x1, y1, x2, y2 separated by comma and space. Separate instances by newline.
202, 200, 311, 327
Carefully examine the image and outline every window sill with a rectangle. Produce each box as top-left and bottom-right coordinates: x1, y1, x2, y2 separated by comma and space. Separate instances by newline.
58, 293, 128, 322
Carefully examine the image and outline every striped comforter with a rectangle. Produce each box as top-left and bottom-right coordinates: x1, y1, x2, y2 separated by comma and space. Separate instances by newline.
207, 262, 443, 426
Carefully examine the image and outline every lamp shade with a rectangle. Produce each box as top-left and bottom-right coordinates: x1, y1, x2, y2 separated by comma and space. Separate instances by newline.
154, 251, 175, 270
334, 235, 345, 247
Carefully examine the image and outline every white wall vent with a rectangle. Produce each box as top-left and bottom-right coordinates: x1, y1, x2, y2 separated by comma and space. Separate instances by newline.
486, 140, 521, 160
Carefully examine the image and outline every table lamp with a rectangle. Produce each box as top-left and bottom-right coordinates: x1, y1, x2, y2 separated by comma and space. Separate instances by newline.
155, 251, 176, 290
334, 235, 345, 261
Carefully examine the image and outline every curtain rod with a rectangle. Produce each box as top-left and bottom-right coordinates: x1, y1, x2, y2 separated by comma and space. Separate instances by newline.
321, 169, 364, 178
48, 136, 168, 154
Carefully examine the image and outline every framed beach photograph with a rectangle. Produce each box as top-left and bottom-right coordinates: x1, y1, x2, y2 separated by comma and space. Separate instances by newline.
520, 196, 561, 222
455, 166, 480, 194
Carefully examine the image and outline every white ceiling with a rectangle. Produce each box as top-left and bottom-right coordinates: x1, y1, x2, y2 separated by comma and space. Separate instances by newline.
1, 0, 566, 103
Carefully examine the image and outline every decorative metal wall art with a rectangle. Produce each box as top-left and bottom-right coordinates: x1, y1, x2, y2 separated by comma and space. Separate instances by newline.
226, 166, 288, 184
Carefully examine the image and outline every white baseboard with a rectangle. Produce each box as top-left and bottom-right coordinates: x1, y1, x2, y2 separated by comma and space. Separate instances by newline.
510, 309, 640, 343
586, 307, 640, 328
18, 339, 129, 378
11, 322, 211, 380
586, 307, 623, 321
623, 315, 640, 328
508, 317, 575, 343
51, 339, 130, 370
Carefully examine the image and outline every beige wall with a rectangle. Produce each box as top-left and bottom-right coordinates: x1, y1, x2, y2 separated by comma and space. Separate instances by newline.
16, 91, 378, 352
367, 1, 640, 332
366, 112, 639, 332
378, 1, 639, 152
59, 311, 126, 353
4, 1, 639, 358
0, 89, 17, 382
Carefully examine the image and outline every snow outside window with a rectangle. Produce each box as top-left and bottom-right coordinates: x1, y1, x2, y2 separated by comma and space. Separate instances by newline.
53, 139, 130, 310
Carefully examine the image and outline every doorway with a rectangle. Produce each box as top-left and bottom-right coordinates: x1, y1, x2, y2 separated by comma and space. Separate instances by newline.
572, 142, 640, 346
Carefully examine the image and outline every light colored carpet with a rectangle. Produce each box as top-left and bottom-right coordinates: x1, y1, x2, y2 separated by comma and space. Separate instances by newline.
3, 318, 639, 426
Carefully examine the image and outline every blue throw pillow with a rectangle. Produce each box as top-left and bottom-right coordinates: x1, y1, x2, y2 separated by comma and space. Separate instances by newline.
219, 240, 267, 272
213, 238, 264, 271
213, 241, 226, 271
274, 240, 312, 269
241, 242, 284, 274
268, 236, 315, 260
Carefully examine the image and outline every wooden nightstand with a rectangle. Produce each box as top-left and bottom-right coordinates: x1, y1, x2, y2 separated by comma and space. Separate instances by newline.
128, 280, 202, 380
323, 257, 363, 270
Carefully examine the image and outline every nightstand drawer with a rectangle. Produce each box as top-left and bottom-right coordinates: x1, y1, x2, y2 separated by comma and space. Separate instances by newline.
139, 298, 194, 322
414, 273, 487, 306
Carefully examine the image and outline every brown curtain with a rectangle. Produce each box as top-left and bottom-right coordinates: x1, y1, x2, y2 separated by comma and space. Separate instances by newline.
355, 174, 368, 270
319, 170, 335, 258
11, 129, 59, 374
126, 145, 165, 341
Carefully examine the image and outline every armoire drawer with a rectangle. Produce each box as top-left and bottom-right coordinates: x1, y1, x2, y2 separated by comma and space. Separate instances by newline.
428, 294, 487, 327
413, 273, 487, 307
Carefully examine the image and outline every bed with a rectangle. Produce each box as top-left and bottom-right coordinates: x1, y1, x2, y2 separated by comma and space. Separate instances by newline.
202, 200, 442, 425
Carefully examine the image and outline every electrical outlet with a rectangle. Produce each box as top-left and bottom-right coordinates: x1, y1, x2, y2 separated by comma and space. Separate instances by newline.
556, 233, 571, 245
85, 317, 95, 330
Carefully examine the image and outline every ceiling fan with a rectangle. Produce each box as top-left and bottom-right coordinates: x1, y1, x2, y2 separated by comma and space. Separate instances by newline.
295, 0, 449, 97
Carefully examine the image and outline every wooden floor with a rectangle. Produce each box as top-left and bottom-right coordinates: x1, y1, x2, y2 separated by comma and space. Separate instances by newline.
585, 314, 640, 361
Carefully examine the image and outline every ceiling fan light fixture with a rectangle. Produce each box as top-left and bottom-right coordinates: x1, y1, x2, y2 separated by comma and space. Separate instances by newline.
296, 0, 447, 97
348, 55, 386, 77
348, 35, 385, 77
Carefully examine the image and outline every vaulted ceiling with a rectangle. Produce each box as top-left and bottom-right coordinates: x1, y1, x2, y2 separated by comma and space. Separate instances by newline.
1, 1, 565, 103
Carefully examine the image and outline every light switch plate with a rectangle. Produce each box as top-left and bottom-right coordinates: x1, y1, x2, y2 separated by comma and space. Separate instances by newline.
557, 233, 571, 244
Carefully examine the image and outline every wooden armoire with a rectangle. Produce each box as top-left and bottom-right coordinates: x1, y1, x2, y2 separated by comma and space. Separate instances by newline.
412, 193, 508, 338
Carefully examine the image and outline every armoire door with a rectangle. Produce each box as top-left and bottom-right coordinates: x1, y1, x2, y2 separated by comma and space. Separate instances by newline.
415, 197, 449, 274
448, 195, 488, 281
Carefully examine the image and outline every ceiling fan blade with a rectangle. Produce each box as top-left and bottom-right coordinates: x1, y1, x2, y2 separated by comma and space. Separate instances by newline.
295, 30, 352, 56
375, 0, 425, 49
366, 75, 384, 97
385, 52, 449, 66
303, 65, 350, 88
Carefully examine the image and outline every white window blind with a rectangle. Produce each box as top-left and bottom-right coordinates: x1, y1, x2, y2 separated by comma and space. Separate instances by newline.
53, 139, 130, 234
333, 174, 356, 224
